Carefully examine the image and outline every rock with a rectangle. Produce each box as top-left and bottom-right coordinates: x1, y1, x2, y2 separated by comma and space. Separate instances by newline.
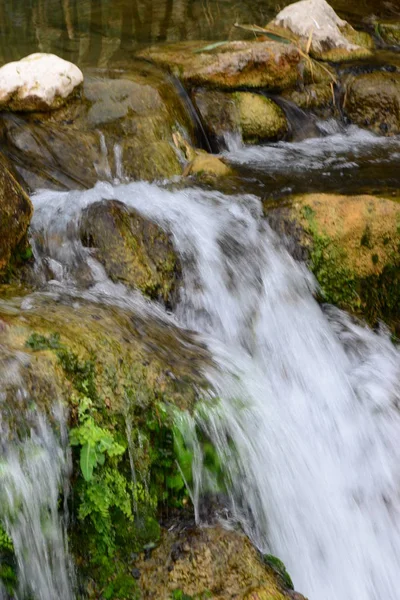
137, 40, 302, 90
193, 89, 287, 144
0, 53, 83, 112
282, 82, 334, 112
0, 64, 195, 191
137, 525, 305, 599
343, 71, 400, 135
375, 21, 400, 47
267, 193, 400, 328
0, 155, 33, 279
80, 199, 181, 307
234, 93, 288, 143
185, 151, 233, 178
269, 0, 373, 62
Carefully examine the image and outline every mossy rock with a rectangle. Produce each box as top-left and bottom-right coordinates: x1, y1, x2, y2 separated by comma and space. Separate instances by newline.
185, 151, 233, 179
193, 89, 287, 144
234, 93, 288, 143
282, 82, 334, 113
267, 193, 400, 329
375, 21, 400, 46
0, 63, 195, 191
80, 199, 181, 306
0, 290, 210, 596
138, 40, 302, 91
343, 71, 400, 135
137, 525, 305, 599
0, 154, 33, 280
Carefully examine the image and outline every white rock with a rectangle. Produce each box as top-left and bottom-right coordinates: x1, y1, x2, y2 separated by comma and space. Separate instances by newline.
272, 0, 359, 53
0, 53, 83, 112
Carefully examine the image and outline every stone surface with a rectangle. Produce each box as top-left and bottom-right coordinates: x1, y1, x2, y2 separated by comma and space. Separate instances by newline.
0, 155, 33, 278
282, 82, 334, 112
267, 193, 400, 327
0, 53, 83, 112
185, 151, 233, 178
0, 64, 195, 190
80, 199, 181, 306
193, 89, 287, 144
375, 21, 400, 46
235, 93, 288, 142
137, 525, 304, 599
269, 0, 373, 61
138, 40, 302, 90
343, 71, 400, 135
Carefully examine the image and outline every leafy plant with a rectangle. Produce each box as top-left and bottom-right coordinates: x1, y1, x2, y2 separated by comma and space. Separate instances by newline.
69, 396, 133, 553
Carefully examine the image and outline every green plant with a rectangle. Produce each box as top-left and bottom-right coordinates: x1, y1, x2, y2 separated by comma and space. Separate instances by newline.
69, 395, 133, 554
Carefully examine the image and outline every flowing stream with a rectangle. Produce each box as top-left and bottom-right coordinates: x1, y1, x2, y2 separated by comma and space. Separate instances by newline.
19, 178, 400, 600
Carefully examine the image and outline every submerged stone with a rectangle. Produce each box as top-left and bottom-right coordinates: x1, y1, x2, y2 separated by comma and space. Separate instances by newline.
80, 199, 181, 306
0, 53, 83, 112
343, 71, 400, 135
137, 40, 302, 91
268, 0, 373, 62
0, 155, 33, 279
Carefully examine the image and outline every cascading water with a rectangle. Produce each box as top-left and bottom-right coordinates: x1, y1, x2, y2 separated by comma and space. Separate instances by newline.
0, 353, 74, 600
27, 180, 400, 600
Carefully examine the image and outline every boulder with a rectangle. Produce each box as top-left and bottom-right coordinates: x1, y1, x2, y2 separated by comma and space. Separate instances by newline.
80, 199, 181, 307
0, 155, 33, 279
343, 71, 400, 135
269, 0, 373, 62
267, 193, 400, 328
0, 54, 83, 112
137, 40, 302, 90
193, 89, 287, 144
137, 525, 304, 599
0, 64, 195, 191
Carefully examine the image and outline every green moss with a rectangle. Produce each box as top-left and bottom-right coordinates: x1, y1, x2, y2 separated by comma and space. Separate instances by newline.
262, 555, 294, 591
302, 205, 400, 329
24, 330, 199, 598
302, 205, 360, 309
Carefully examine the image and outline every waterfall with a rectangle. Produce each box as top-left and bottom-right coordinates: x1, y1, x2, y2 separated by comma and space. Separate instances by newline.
27, 180, 400, 600
0, 353, 75, 600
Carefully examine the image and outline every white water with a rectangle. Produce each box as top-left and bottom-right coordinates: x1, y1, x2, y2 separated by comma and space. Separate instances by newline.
27, 181, 400, 600
0, 352, 74, 600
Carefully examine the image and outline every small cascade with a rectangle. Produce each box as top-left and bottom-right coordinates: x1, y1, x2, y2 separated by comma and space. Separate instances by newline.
27, 181, 400, 599
0, 351, 75, 600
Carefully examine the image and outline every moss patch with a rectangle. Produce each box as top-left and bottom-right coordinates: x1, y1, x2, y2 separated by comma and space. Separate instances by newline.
288, 193, 400, 327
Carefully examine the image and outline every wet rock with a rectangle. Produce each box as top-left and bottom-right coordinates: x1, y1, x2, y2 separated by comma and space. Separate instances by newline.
268, 0, 373, 62
137, 525, 305, 599
375, 21, 400, 47
185, 150, 233, 178
343, 71, 400, 135
193, 89, 287, 144
267, 193, 400, 327
80, 199, 181, 306
0, 155, 33, 279
137, 40, 302, 91
0, 64, 195, 191
282, 82, 334, 113
235, 93, 288, 143
0, 54, 83, 112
